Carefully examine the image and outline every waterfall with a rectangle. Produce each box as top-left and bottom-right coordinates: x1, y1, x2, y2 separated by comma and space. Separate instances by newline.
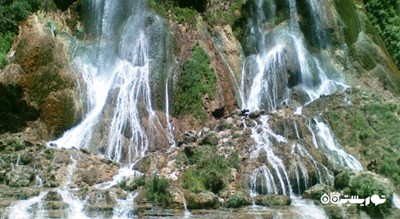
57, 189, 89, 219
248, 116, 292, 196
49, 0, 160, 164
311, 118, 363, 170
393, 193, 400, 209
242, 0, 350, 111
5, 192, 48, 219
55, 154, 90, 219
112, 192, 138, 219
165, 72, 176, 147
242, 0, 364, 207
94, 166, 142, 190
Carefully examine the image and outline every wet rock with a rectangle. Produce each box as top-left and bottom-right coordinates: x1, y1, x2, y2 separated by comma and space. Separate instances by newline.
0, 14, 82, 139
186, 192, 219, 209
200, 132, 218, 146
231, 109, 243, 117
225, 117, 234, 125
257, 149, 268, 164
44, 191, 63, 201
134, 156, 152, 173
248, 110, 265, 119
254, 195, 291, 206
74, 155, 119, 186
303, 184, 332, 200
290, 85, 312, 105
244, 119, 256, 127
179, 131, 197, 146
0, 185, 40, 200
86, 190, 117, 206
5, 165, 35, 187
170, 190, 185, 209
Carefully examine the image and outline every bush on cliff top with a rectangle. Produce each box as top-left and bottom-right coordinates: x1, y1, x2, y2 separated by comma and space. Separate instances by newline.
0, 0, 56, 69
364, 0, 400, 68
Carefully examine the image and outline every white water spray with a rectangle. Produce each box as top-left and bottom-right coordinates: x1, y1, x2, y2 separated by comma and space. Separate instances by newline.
6, 192, 48, 219
49, 0, 159, 164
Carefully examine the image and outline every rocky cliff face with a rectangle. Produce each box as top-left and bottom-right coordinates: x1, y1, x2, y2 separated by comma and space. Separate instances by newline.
0, 11, 82, 140
1, 0, 400, 218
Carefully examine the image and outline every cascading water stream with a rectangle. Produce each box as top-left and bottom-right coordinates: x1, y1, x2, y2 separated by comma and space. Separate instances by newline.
5, 192, 48, 219
310, 118, 363, 170
242, 1, 365, 216
165, 72, 176, 147
112, 192, 138, 219
248, 116, 292, 196
49, 0, 160, 164
393, 193, 400, 209
56, 154, 91, 219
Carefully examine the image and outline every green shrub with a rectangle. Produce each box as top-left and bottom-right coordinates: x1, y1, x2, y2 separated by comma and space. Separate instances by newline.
145, 174, 172, 206
182, 145, 239, 194
201, 167, 225, 193
346, 173, 392, 218
0, 0, 56, 69
182, 168, 206, 193
44, 148, 54, 160
0, 32, 13, 69
204, 0, 243, 26
147, 0, 197, 24
0, 53, 7, 69
226, 194, 247, 208
326, 100, 400, 189
120, 175, 146, 191
364, 0, 400, 68
148, 0, 169, 17
227, 151, 240, 170
172, 45, 217, 121
174, 6, 197, 23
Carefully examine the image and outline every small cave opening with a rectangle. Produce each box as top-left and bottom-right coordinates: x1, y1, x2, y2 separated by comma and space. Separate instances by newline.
288, 70, 301, 88
211, 107, 225, 119
53, 0, 78, 11
176, 0, 208, 13
0, 83, 39, 134
184, 146, 194, 158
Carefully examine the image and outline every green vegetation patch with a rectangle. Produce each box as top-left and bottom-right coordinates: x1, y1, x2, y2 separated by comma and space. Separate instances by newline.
335, 172, 392, 218
182, 145, 239, 194
147, 0, 198, 24
204, 0, 244, 26
0, 32, 13, 68
364, 0, 400, 68
325, 94, 400, 189
172, 45, 217, 121
146, 174, 173, 206
0, 0, 56, 69
226, 194, 247, 208
333, 0, 361, 45
119, 175, 146, 192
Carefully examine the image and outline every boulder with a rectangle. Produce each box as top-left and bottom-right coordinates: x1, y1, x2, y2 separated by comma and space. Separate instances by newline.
5, 165, 35, 187
254, 195, 291, 206
186, 192, 219, 209
303, 184, 333, 200
248, 110, 265, 119
200, 132, 219, 146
